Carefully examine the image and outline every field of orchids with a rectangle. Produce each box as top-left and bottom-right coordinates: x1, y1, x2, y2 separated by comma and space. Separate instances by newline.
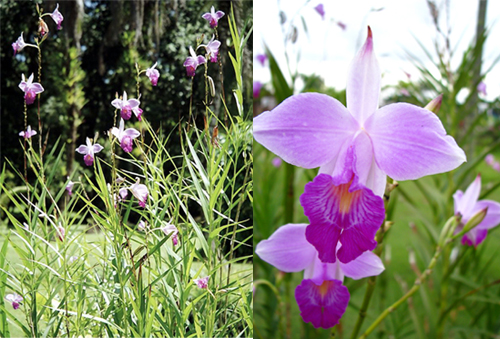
1, 1, 252, 338
254, 2, 500, 339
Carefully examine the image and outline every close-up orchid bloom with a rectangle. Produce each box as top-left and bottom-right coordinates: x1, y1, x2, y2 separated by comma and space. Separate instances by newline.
202, 6, 225, 28
253, 81, 263, 98
111, 91, 143, 121
453, 175, 500, 246
162, 223, 179, 246
314, 4, 325, 20
254, 27, 466, 263
5, 293, 23, 310
19, 125, 37, 139
193, 276, 210, 289
256, 53, 267, 66
12, 32, 26, 55
75, 137, 104, 166
256, 223, 384, 328
50, 3, 64, 30
19, 73, 44, 105
183, 46, 206, 77
129, 178, 148, 208
111, 118, 141, 153
66, 178, 74, 196
146, 62, 160, 86
201, 35, 221, 63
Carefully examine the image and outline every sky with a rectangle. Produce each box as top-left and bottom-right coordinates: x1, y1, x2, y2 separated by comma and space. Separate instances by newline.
254, 0, 500, 102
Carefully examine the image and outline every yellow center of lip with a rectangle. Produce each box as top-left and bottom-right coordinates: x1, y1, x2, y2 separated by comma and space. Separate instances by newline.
331, 178, 361, 215
318, 280, 333, 297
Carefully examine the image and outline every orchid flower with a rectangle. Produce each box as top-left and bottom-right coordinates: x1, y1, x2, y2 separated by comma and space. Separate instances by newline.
183, 47, 206, 77
485, 154, 495, 166
129, 178, 148, 208
19, 74, 44, 105
193, 276, 210, 289
111, 91, 143, 121
314, 4, 325, 20
162, 223, 179, 246
146, 62, 160, 86
5, 293, 23, 310
75, 137, 103, 166
256, 53, 267, 66
253, 81, 263, 99
138, 220, 147, 232
12, 32, 26, 55
256, 223, 384, 328
477, 81, 487, 96
201, 35, 221, 63
19, 125, 37, 139
254, 27, 465, 263
202, 6, 225, 28
111, 119, 140, 153
39, 18, 49, 36
66, 178, 74, 196
50, 3, 64, 30
453, 175, 500, 246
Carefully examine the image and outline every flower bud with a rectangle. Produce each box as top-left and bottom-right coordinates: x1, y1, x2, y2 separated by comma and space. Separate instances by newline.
39, 19, 49, 37
462, 207, 488, 234
424, 94, 443, 114
208, 76, 215, 97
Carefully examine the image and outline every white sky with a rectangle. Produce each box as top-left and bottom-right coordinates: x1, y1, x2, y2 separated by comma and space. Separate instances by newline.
254, 0, 500, 102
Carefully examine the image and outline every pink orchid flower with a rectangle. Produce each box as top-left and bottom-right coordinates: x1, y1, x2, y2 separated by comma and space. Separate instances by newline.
202, 6, 225, 28
162, 223, 179, 246
75, 137, 104, 166
19, 125, 37, 139
66, 178, 74, 196
253, 81, 263, 99
254, 27, 465, 264
193, 276, 210, 289
5, 293, 23, 310
111, 119, 140, 153
19, 74, 44, 105
256, 53, 267, 66
50, 3, 64, 30
111, 91, 143, 121
256, 223, 384, 328
12, 32, 26, 55
146, 62, 160, 86
130, 178, 148, 208
183, 46, 206, 77
201, 35, 221, 63
314, 4, 325, 20
454, 175, 500, 246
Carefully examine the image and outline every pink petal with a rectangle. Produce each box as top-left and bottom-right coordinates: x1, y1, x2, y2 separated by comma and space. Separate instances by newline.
457, 175, 481, 219
215, 10, 225, 19
111, 99, 123, 109
339, 250, 384, 280
304, 255, 342, 283
365, 103, 466, 181
202, 13, 212, 21
128, 99, 140, 109
461, 228, 488, 247
346, 27, 380, 124
474, 200, 500, 230
124, 128, 140, 139
75, 145, 89, 154
253, 93, 358, 169
255, 223, 316, 272
30, 83, 44, 94
453, 190, 463, 215
93, 144, 104, 153
197, 55, 207, 64
295, 279, 349, 329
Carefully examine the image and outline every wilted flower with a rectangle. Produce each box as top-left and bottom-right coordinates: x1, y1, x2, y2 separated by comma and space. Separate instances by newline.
111, 119, 140, 153
50, 3, 64, 30
12, 32, 26, 55
162, 223, 179, 246
256, 53, 267, 66
253, 81, 263, 98
314, 4, 325, 20
130, 178, 148, 208
66, 178, 74, 196
19, 125, 37, 139
19, 74, 44, 105
202, 6, 225, 28
146, 62, 160, 86
193, 276, 210, 289
75, 137, 104, 166
454, 175, 500, 246
39, 18, 49, 36
111, 92, 143, 121
477, 81, 487, 96
5, 293, 23, 310
201, 35, 221, 63
183, 46, 206, 77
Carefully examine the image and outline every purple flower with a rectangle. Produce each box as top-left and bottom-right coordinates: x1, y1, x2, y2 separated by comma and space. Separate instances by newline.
50, 3, 64, 30
493, 163, 500, 172
162, 223, 179, 246
183, 47, 206, 77
66, 178, 74, 196
253, 81, 263, 98
256, 53, 267, 66
193, 276, 210, 289
75, 137, 104, 166
454, 175, 500, 246
5, 293, 23, 310
19, 74, 44, 105
146, 62, 160, 86
111, 119, 140, 153
202, 35, 221, 63
485, 154, 495, 166
130, 178, 148, 208
202, 6, 225, 28
314, 4, 325, 20
477, 81, 487, 96
111, 91, 142, 121
254, 27, 465, 262
12, 32, 26, 55
272, 157, 282, 168
256, 223, 384, 328
19, 125, 37, 139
